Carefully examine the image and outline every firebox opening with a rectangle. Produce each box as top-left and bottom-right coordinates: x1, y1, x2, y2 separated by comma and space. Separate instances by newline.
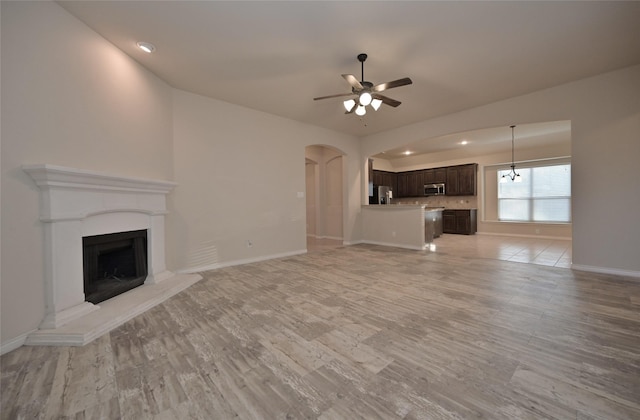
83, 229, 148, 304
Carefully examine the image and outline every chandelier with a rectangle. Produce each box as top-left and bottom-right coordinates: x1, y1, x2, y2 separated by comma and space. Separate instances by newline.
501, 125, 522, 183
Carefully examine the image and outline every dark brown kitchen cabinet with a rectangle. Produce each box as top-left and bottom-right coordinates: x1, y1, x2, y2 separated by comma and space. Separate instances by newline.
372, 170, 396, 192
446, 163, 477, 196
395, 172, 408, 197
424, 209, 443, 243
445, 167, 460, 195
424, 168, 447, 184
408, 170, 424, 197
395, 170, 424, 197
442, 209, 477, 235
376, 163, 476, 198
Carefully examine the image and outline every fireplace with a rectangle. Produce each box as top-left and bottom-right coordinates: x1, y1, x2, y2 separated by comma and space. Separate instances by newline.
83, 229, 148, 304
19, 164, 202, 348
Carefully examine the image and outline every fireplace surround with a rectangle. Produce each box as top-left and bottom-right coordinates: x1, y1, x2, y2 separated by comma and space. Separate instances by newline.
22, 164, 201, 346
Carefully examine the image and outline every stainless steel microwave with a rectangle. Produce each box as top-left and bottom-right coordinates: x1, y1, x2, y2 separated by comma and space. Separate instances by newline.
424, 183, 445, 196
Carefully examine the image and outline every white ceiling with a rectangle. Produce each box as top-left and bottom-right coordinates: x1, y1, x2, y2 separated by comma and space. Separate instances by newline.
58, 1, 640, 145
374, 120, 571, 161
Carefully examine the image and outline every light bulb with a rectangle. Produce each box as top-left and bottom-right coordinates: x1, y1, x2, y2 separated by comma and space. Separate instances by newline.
371, 98, 382, 111
514, 174, 522, 183
355, 105, 366, 116
500, 175, 507, 183
343, 99, 356, 112
359, 91, 372, 106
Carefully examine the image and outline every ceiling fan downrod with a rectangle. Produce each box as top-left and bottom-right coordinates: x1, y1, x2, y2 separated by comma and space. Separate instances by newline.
358, 53, 367, 82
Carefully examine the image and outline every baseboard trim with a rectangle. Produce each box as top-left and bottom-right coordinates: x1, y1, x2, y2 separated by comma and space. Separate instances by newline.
1, 330, 36, 355
307, 235, 343, 241
360, 240, 425, 251
178, 249, 308, 274
477, 231, 572, 241
571, 264, 640, 279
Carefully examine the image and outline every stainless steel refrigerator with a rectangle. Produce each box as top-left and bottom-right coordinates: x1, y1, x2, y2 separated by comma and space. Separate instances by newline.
370, 185, 392, 204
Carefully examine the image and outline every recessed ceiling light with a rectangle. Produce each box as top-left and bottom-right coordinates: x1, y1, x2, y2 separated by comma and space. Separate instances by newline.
136, 41, 156, 53
403, 151, 412, 156
460, 140, 468, 145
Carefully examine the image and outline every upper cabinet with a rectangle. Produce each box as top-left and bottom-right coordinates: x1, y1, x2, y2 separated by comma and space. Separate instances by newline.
397, 171, 422, 197
372, 170, 396, 192
423, 168, 447, 184
372, 163, 477, 197
446, 163, 477, 196
446, 167, 460, 195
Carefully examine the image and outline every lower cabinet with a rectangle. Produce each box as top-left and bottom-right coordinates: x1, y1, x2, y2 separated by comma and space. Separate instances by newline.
442, 209, 477, 235
424, 209, 443, 243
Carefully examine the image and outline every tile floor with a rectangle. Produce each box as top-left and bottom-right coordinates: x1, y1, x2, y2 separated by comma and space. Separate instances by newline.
308, 234, 572, 268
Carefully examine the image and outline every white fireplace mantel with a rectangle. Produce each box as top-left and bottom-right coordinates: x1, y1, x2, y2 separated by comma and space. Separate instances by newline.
22, 164, 200, 346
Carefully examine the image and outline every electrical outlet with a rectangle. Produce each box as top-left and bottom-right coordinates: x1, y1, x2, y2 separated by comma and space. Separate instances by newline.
392, 231, 397, 237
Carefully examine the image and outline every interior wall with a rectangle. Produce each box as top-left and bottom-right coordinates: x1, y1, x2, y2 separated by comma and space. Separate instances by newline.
0, 1, 174, 345
362, 65, 640, 274
305, 160, 317, 237
325, 155, 344, 240
169, 90, 359, 273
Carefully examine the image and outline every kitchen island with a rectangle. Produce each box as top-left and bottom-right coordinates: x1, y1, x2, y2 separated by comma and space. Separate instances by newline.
361, 204, 443, 250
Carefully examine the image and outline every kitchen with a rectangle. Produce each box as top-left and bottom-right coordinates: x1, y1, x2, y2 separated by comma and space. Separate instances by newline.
363, 162, 478, 249
361, 122, 572, 249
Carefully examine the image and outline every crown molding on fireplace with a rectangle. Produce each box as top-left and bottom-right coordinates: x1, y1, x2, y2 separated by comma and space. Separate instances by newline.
22, 164, 177, 194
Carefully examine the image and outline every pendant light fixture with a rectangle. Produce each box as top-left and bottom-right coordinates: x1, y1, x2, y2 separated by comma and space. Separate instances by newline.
501, 125, 522, 183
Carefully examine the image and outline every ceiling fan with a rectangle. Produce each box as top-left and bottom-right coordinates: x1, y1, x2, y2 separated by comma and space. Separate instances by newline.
313, 53, 412, 116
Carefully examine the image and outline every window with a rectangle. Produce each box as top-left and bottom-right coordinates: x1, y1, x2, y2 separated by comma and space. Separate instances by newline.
498, 163, 571, 222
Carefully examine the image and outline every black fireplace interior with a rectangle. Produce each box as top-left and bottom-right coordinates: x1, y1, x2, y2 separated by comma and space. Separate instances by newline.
83, 229, 148, 304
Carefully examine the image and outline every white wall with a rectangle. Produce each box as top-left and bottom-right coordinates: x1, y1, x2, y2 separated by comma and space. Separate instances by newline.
305, 160, 317, 236
362, 65, 640, 275
325, 156, 344, 240
1, 2, 174, 345
168, 90, 359, 272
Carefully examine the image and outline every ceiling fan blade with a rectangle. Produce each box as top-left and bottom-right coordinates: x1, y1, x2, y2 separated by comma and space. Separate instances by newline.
372, 93, 401, 107
342, 74, 363, 90
313, 92, 355, 101
372, 77, 413, 93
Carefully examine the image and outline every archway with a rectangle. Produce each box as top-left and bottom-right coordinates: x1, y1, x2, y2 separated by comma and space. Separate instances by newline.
305, 145, 345, 251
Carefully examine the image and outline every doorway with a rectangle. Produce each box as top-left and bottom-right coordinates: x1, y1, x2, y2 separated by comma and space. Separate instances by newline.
305, 145, 345, 252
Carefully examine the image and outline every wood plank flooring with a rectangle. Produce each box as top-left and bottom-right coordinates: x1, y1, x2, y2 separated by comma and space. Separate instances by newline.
2, 242, 639, 419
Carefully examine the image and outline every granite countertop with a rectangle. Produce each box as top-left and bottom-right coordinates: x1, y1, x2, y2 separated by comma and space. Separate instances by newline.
364, 204, 446, 210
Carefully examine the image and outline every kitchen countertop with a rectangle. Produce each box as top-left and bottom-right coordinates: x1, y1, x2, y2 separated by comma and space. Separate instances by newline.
364, 204, 445, 210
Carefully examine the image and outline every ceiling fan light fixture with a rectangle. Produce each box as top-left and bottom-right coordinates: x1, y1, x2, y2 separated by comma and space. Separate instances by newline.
359, 91, 372, 106
313, 53, 412, 117
343, 99, 356, 112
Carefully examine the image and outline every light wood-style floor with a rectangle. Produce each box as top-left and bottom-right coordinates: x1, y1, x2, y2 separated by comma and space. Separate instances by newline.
3, 240, 639, 419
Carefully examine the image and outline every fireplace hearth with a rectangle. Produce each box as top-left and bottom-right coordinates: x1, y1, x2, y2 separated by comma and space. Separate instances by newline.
83, 229, 148, 304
